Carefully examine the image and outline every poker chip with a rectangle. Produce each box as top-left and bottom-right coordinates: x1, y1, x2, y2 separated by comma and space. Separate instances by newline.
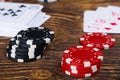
6, 39, 45, 62
62, 58, 101, 70
61, 45, 104, 78
61, 64, 100, 78
37, 0, 58, 2
80, 33, 115, 50
7, 53, 41, 62
6, 27, 54, 62
16, 27, 54, 45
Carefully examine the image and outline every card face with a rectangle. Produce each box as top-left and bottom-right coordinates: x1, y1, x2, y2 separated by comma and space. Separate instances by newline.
96, 7, 106, 11
27, 11, 51, 27
0, 2, 43, 26
106, 6, 120, 21
83, 6, 120, 33
0, 21, 28, 37
83, 10, 120, 33
0, 2, 50, 37
84, 11, 106, 33
0, 24, 26, 37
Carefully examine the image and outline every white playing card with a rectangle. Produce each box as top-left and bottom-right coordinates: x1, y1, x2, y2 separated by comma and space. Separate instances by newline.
96, 7, 106, 11
0, 21, 28, 37
106, 6, 120, 21
27, 11, 51, 27
0, 21, 28, 29
0, 25, 27, 37
97, 6, 120, 32
0, 2, 43, 28
96, 8, 119, 28
0, 2, 51, 37
83, 10, 120, 33
34, 14, 50, 26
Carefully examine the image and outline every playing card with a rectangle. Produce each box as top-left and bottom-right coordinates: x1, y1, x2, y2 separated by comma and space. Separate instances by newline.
0, 29, 20, 37
27, 11, 51, 27
0, 2, 43, 28
0, 2, 51, 37
0, 24, 26, 37
83, 10, 120, 33
83, 6, 120, 33
97, 6, 120, 32
106, 6, 120, 21
96, 7, 106, 11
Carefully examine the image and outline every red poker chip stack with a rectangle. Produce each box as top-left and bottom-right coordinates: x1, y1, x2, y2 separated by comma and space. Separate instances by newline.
80, 33, 115, 50
61, 46, 104, 78
61, 32, 115, 78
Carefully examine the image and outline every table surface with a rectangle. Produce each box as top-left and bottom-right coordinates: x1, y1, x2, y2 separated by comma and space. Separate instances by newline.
0, 0, 120, 80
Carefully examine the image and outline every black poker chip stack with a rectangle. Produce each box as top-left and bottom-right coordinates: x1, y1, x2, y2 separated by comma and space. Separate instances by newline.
6, 27, 54, 62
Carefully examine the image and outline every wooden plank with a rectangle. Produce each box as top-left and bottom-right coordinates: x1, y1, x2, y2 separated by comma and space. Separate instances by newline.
0, 0, 120, 80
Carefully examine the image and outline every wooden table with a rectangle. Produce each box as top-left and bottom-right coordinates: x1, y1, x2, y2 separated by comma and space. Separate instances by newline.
0, 0, 120, 80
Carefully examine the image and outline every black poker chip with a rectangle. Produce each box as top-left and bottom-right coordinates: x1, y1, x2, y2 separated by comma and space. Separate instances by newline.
7, 44, 45, 55
15, 55, 29, 59
7, 53, 42, 62
6, 40, 46, 59
9, 38, 45, 49
16, 27, 54, 44
8, 41, 46, 54
6, 27, 54, 62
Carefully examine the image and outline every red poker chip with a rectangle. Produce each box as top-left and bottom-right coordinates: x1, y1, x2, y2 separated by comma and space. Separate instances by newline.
62, 46, 104, 67
61, 64, 99, 78
62, 57, 102, 68
80, 33, 115, 50
61, 66, 91, 78
61, 59, 101, 71
61, 61, 101, 73
61, 45, 103, 77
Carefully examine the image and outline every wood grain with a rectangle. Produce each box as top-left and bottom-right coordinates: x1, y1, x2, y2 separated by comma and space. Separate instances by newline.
0, 0, 120, 80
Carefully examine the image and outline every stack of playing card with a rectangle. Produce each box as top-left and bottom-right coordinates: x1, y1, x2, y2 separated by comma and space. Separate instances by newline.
0, 2, 50, 37
83, 6, 120, 33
